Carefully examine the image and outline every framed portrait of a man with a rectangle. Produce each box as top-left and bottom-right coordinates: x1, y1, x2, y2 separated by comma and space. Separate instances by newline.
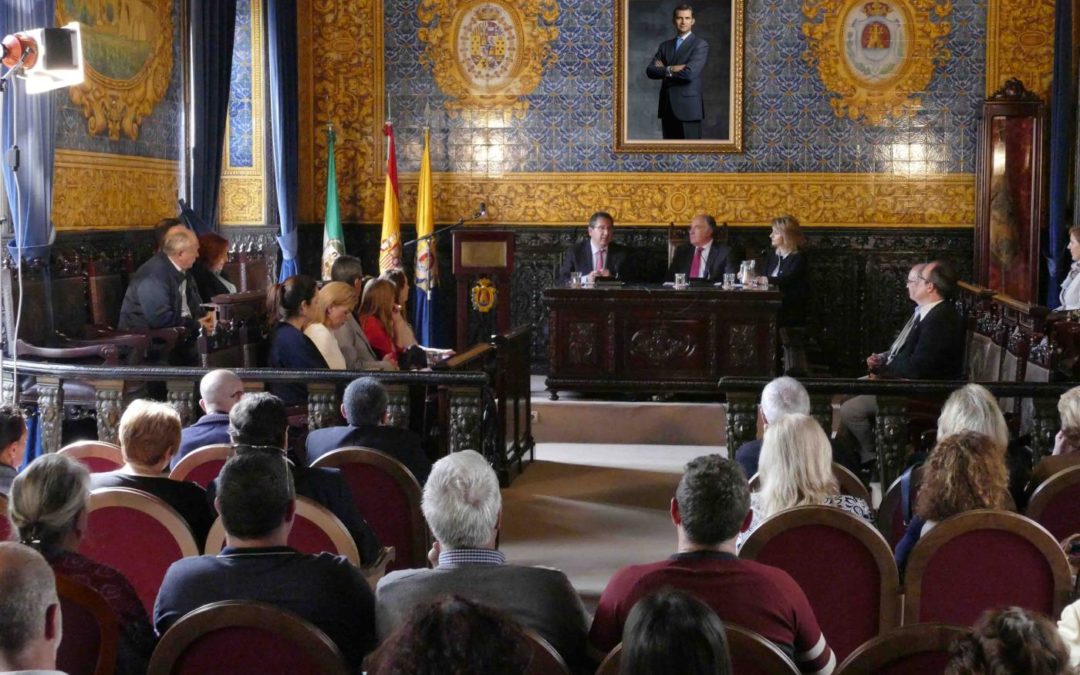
615, 0, 744, 153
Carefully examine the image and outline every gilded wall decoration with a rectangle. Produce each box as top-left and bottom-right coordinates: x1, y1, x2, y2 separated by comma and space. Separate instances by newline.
985, 0, 1055, 97
56, 0, 174, 141
221, 0, 266, 225
52, 150, 179, 230
802, 0, 951, 124
417, 0, 559, 119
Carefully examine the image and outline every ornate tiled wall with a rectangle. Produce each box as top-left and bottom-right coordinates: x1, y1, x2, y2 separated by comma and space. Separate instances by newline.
220, 0, 267, 225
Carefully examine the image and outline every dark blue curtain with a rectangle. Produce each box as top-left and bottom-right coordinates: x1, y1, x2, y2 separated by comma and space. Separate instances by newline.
1046, 0, 1074, 306
268, 0, 300, 280
0, 0, 55, 263
188, 0, 237, 234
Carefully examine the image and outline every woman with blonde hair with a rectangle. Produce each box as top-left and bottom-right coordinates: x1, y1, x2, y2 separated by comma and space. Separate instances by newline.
304, 281, 357, 370
739, 413, 873, 547
358, 278, 399, 366
762, 215, 809, 327
1028, 385, 1080, 493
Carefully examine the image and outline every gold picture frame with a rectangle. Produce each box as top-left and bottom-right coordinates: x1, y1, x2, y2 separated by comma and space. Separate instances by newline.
614, 0, 744, 153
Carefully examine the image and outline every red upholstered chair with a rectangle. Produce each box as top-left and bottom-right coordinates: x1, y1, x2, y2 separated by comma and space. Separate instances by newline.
523, 628, 570, 675
203, 495, 362, 565
169, 444, 233, 489
58, 441, 124, 473
311, 447, 428, 572
79, 487, 200, 615
749, 462, 872, 505
834, 623, 968, 674
1026, 465, 1080, 541
0, 493, 10, 542
56, 574, 120, 675
147, 600, 349, 675
902, 509, 1072, 627
595, 644, 621, 675
594, 625, 799, 675
739, 506, 901, 662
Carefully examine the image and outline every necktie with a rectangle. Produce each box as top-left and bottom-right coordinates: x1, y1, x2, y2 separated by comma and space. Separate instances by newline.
887, 311, 920, 362
596, 249, 606, 272
676, 37, 684, 51
690, 247, 704, 278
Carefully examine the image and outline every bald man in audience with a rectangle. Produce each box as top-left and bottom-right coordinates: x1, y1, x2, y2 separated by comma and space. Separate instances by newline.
173, 369, 245, 468
589, 455, 836, 673
375, 450, 588, 670
0, 543, 63, 674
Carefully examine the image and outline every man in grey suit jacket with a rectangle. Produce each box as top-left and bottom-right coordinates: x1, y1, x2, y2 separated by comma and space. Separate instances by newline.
645, 4, 709, 139
330, 255, 396, 370
375, 451, 588, 670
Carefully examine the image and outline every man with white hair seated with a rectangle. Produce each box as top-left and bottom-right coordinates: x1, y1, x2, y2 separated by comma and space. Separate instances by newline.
173, 369, 245, 469
0, 542, 63, 674
733, 376, 811, 479
375, 450, 588, 669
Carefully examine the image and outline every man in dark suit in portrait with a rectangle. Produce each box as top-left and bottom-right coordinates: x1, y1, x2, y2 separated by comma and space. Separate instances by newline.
666, 213, 737, 282
558, 211, 636, 284
646, 4, 709, 140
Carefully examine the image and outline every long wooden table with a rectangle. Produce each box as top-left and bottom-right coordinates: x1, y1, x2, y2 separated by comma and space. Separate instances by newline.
544, 284, 781, 398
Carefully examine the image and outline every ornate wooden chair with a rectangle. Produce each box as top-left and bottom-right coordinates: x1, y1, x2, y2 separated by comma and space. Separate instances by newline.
594, 624, 800, 675
56, 575, 120, 675
169, 444, 234, 489
876, 465, 925, 549
1026, 465, 1080, 541
58, 440, 124, 473
749, 462, 871, 505
523, 628, 571, 675
834, 623, 968, 674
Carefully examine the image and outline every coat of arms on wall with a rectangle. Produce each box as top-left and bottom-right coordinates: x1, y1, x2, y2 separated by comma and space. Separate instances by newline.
417, 0, 559, 120
56, 0, 173, 140
803, 0, 950, 124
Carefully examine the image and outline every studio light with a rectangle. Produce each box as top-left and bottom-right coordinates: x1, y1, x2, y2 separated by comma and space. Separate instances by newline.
1, 22, 84, 94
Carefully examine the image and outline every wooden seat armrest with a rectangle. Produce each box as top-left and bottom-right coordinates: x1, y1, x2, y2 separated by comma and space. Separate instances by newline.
15, 339, 121, 365
362, 546, 396, 589
64, 331, 151, 352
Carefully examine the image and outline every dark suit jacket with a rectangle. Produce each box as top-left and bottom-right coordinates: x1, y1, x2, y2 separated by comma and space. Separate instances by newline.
305, 424, 432, 484
762, 249, 810, 326
118, 252, 204, 332
558, 240, 636, 284
880, 300, 964, 380
666, 242, 737, 282
173, 413, 232, 470
645, 33, 709, 122
90, 472, 215, 550
190, 261, 235, 302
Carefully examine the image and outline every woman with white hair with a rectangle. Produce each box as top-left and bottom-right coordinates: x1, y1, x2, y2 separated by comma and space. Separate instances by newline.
1028, 385, 1080, 493
738, 414, 873, 547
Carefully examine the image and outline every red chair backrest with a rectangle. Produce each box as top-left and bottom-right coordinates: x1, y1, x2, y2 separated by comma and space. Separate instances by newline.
59, 441, 123, 474
0, 493, 10, 542
56, 575, 120, 675
311, 447, 427, 572
79, 488, 200, 616
523, 628, 570, 675
740, 506, 900, 662
203, 496, 361, 565
593, 626, 799, 675
877, 465, 924, 549
835, 623, 967, 675
1026, 465, 1080, 541
147, 600, 348, 675
169, 444, 232, 489
903, 510, 1072, 626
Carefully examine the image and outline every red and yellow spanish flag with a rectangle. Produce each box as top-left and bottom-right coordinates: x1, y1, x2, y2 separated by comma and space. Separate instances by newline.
379, 121, 402, 274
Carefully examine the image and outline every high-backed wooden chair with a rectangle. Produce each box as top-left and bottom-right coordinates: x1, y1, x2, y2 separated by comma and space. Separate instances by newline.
311, 447, 428, 572
59, 441, 124, 474
169, 444, 234, 489
903, 509, 1072, 626
834, 623, 968, 674
523, 628, 570, 675
1026, 465, 1080, 541
595, 643, 621, 675
147, 600, 349, 675
1028, 453, 1080, 500
80, 487, 200, 615
749, 462, 871, 505
594, 624, 800, 675
56, 575, 120, 675
204, 496, 362, 566
740, 506, 901, 661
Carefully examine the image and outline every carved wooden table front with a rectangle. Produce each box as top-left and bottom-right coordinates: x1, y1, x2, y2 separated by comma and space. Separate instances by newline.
544, 285, 780, 398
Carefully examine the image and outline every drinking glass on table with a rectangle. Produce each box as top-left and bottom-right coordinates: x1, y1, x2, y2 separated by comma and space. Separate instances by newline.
674, 273, 688, 290
722, 273, 736, 290
569, 271, 582, 288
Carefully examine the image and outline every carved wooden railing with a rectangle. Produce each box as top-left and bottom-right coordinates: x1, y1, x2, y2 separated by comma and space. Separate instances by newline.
719, 377, 1076, 489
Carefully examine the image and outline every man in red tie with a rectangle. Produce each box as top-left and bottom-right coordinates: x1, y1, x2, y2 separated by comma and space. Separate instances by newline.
666, 213, 737, 282
558, 211, 638, 284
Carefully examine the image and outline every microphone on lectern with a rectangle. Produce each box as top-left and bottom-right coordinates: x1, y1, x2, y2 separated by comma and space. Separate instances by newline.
475, 202, 487, 219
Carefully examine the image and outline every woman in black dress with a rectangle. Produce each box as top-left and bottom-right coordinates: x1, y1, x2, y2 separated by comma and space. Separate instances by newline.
763, 215, 810, 327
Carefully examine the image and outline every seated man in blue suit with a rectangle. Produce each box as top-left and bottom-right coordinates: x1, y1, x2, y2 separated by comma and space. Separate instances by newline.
666, 214, 738, 282
206, 392, 383, 566
173, 369, 244, 469
557, 211, 637, 285
306, 377, 431, 485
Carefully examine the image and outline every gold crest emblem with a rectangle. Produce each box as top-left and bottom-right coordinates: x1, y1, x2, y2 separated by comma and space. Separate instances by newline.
470, 277, 497, 312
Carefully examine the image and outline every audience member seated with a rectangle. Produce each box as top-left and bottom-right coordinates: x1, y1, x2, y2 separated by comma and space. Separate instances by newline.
329, 255, 396, 370
0, 542, 63, 674
1056, 226, 1080, 311
375, 450, 588, 670
306, 377, 432, 483
589, 454, 836, 674
0, 404, 27, 495
366, 596, 532, 675
266, 275, 329, 405
9, 454, 155, 675
738, 414, 873, 548
382, 268, 453, 366
305, 281, 356, 370
948, 606, 1071, 675
90, 399, 215, 548
1029, 385, 1080, 492
190, 232, 237, 301
1057, 596, 1080, 669
621, 589, 732, 675
894, 431, 1010, 573
154, 450, 376, 671
208, 392, 382, 566
762, 215, 810, 327
666, 214, 737, 283
733, 376, 810, 479
358, 278, 402, 367
174, 369, 244, 468
558, 211, 637, 285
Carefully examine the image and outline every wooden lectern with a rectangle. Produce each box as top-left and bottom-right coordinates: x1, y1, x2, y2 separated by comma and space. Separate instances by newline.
452, 231, 515, 351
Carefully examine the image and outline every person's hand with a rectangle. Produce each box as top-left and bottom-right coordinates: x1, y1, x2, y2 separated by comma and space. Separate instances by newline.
670, 64, 686, 72
595, 268, 611, 278
197, 313, 216, 334
1062, 534, 1080, 576
652, 59, 663, 67
867, 353, 884, 369
427, 541, 441, 568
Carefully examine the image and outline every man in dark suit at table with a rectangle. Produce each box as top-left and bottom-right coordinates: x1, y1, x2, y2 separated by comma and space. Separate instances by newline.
667, 214, 738, 282
645, 4, 709, 140
558, 211, 636, 284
